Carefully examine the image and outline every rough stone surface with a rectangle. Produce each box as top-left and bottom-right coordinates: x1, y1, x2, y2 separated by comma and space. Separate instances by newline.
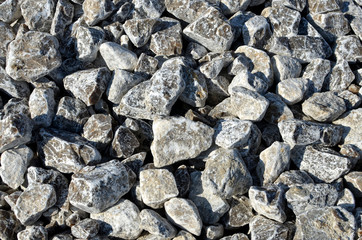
274, 170, 314, 188
71, 218, 99, 239
29, 87, 56, 128
0, 22, 15, 60
337, 188, 355, 212
214, 119, 252, 149
334, 36, 362, 63
276, 78, 308, 105
205, 224, 224, 240
269, 6, 301, 37
123, 18, 157, 48
344, 171, 362, 198
110, 126, 139, 158
250, 215, 289, 240
0, 66, 30, 98
200, 52, 234, 79
50, 0, 74, 38
180, 68, 208, 107
324, 59, 354, 92
82, 113, 113, 150
83, 0, 114, 26
17, 226, 48, 240
0, 0, 22, 23
271, 55, 302, 82
302, 58, 331, 94
0, 210, 22, 240
165, 0, 214, 23
20, 0, 55, 32
228, 69, 269, 94
140, 209, 177, 238
133, 0, 165, 18
74, 25, 105, 62
242, 15, 272, 49
221, 196, 254, 229
264, 93, 294, 124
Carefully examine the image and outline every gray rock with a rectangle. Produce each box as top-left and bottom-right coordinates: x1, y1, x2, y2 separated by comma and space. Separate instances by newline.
50, 0, 74, 38
52, 234, 74, 240
165, 198, 203, 236
271, 55, 302, 82
188, 171, 230, 225
110, 126, 139, 158
82, 113, 113, 150
6, 31, 61, 82
29, 87, 56, 127
214, 118, 252, 149
37, 128, 101, 173
165, 0, 215, 23
276, 78, 308, 105
91, 199, 142, 239
139, 169, 178, 209
268, 6, 301, 37
337, 90, 361, 110
0, 145, 33, 189
14, 183, 56, 225
83, 0, 114, 26
228, 70, 269, 94
0, 210, 22, 240
250, 215, 289, 240
272, 0, 306, 12
0, 22, 15, 61
291, 145, 353, 183
206, 75, 230, 105
174, 165, 190, 198
186, 42, 208, 60
140, 209, 177, 238
221, 196, 254, 229
227, 55, 252, 76
344, 171, 362, 198
68, 160, 131, 213
52, 96, 90, 133
229, 11, 255, 40
308, 0, 340, 14
205, 224, 224, 240
257, 141, 290, 186
123, 18, 157, 48
20, 0, 55, 32
173, 230, 197, 240
183, 8, 234, 53
355, 208, 362, 238
0, 0, 22, 23
17, 226, 48, 240
351, 17, 362, 41
327, 60, 355, 92
294, 207, 356, 239
0, 114, 33, 153
74, 25, 105, 62
278, 119, 343, 147
4, 191, 21, 211
133, 0, 165, 18
200, 52, 234, 79
103, 21, 123, 43
242, 15, 271, 49
274, 170, 314, 188
151, 116, 213, 167
285, 183, 338, 215
202, 148, 252, 198
337, 188, 355, 212
302, 58, 331, 94
220, 0, 250, 15
263, 93, 294, 124
249, 185, 287, 223
135, 53, 159, 77
71, 218, 99, 239
0, 66, 30, 98
334, 35, 362, 63
179, 68, 208, 107
2, 98, 30, 117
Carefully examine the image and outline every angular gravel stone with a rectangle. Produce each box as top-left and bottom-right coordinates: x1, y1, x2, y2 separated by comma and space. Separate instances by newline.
68, 160, 131, 214
294, 207, 356, 239
0, 66, 30, 98
269, 7, 301, 37
133, 0, 165, 18
91, 199, 142, 239
2, 98, 30, 117
37, 128, 101, 173
250, 215, 289, 240
74, 25, 105, 62
17, 226, 48, 240
123, 18, 157, 48
214, 119, 252, 149
257, 141, 290, 186
221, 196, 254, 229
64, 67, 110, 106
276, 78, 308, 105
0, 0, 22, 23
52, 96, 90, 133
249, 185, 287, 223
205, 224, 224, 240
302, 92, 346, 122
151, 116, 213, 167
334, 35, 362, 63
333, 109, 362, 150
337, 188, 355, 212
188, 171, 230, 225
29, 87, 56, 128
139, 169, 179, 209
203, 148, 252, 198
110, 126, 139, 158
278, 119, 344, 147
179, 68, 208, 107
272, 0, 306, 12
0, 22, 15, 60
83, 0, 114, 26
50, 0, 74, 38
165, 198, 203, 236
71, 218, 99, 239
82, 113, 113, 150
206, 75, 230, 105
337, 90, 361, 110
228, 70, 269, 94
6, 31, 62, 82
242, 15, 272, 49
263, 93, 294, 124
271, 55, 302, 82
229, 11, 255, 40
20, 0, 55, 32
0, 114, 33, 153
0, 210, 22, 240
274, 170, 314, 188
199, 52, 234, 79
285, 183, 338, 215
291, 145, 353, 183
140, 209, 177, 238
183, 8, 234, 53
302, 58, 331, 94
14, 183, 56, 225
344, 171, 362, 198
0, 145, 33, 189
308, 0, 340, 14
165, 0, 214, 23
135, 53, 159, 77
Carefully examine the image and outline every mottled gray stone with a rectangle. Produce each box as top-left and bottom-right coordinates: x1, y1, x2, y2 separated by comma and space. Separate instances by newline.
135, 53, 159, 77
52, 96, 90, 133
52, 234, 74, 240
355, 208, 362, 238
174, 165, 190, 198
183, 8, 234, 53
257, 141, 290, 186
269, 6, 301, 37
0, 145, 33, 189
133, 0, 165, 18
220, 233, 249, 240
337, 90, 361, 110
0, 22, 14, 60
344, 171, 362, 198
139, 169, 178, 209
291, 145, 353, 183
229, 11, 255, 40
123, 18, 157, 48
110, 126, 139, 158
165, 0, 214, 23
74, 25, 105, 62
214, 118, 252, 149
308, 0, 340, 14
14, 183, 56, 225
2, 98, 30, 117
179, 68, 208, 107
274, 170, 314, 188
228, 70, 269, 94
334, 35, 362, 63
17, 226, 48, 240
351, 17, 362, 41
337, 188, 355, 211
0, 66, 30, 98
206, 75, 230, 105
50, 0, 74, 38
286, 183, 338, 215
303, 58, 331, 94
140, 209, 177, 238
165, 198, 203, 236
186, 42, 208, 60
0, 210, 22, 240
188, 171, 230, 225
151, 116, 213, 167
220, 0, 250, 16
0, 0, 22, 23
199, 52, 234, 79
82, 114, 113, 150
68, 160, 131, 213
227, 54, 252, 76
103, 21, 123, 43
83, 0, 114, 26
37, 128, 101, 173
249, 185, 287, 223
205, 224, 224, 240
276, 78, 308, 105
71, 218, 99, 239
20, 0, 55, 32
271, 55, 302, 82
250, 215, 289, 240
222, 196, 254, 229
263, 93, 294, 124
294, 207, 356, 239
29, 87, 56, 127
242, 15, 271, 49
4, 191, 21, 210
203, 148, 252, 198
91, 199, 142, 239
0, 114, 33, 153
272, 0, 306, 12
6, 31, 61, 82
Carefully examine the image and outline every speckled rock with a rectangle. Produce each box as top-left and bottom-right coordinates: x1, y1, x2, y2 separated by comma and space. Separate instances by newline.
139, 169, 179, 209
29, 87, 56, 128
263, 93, 294, 124
249, 185, 287, 223
294, 207, 356, 239
0, 22, 15, 60
50, 0, 74, 38
68, 160, 131, 213
344, 171, 362, 198
20, 0, 55, 32
83, 0, 114, 26
37, 128, 101, 173
140, 209, 177, 238
337, 90, 362, 110
269, 6, 300, 37
274, 170, 314, 189
110, 126, 139, 158
228, 70, 269, 94
286, 183, 338, 215
17, 226, 48, 240
82, 114, 113, 150
291, 145, 353, 183
203, 148, 252, 198
14, 183, 56, 225
302, 92, 346, 122
276, 78, 308, 105
271, 55, 302, 82
135, 53, 159, 77
64, 68, 110, 106
308, 0, 340, 14
186, 42, 208, 60
337, 188, 355, 212
165, 198, 203, 236
302, 58, 331, 94
151, 116, 213, 167
206, 75, 230, 105
133, 0, 165, 18
91, 199, 142, 239
250, 215, 289, 240
272, 0, 306, 12
199, 52, 234, 79
123, 18, 157, 48
179, 68, 208, 107
0, 210, 22, 240
0, 114, 33, 153
334, 35, 362, 63
0, 66, 30, 98
0, 0, 22, 23
165, 0, 214, 23
71, 218, 99, 239
242, 15, 271, 49
205, 224, 224, 240
74, 25, 105, 62
188, 171, 230, 225
6, 31, 61, 82
183, 8, 234, 53
257, 141, 290, 186
0, 145, 33, 189
214, 119, 252, 149
221, 196, 254, 229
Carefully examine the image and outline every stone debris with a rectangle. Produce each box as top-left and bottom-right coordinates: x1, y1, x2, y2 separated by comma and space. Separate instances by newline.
74, 25, 105, 62
344, 171, 362, 198
140, 209, 177, 238
17, 226, 48, 240
250, 215, 289, 240
242, 15, 272, 49
71, 218, 99, 239
221, 196, 254, 229
83, 0, 114, 26
29, 87, 56, 128
82, 113, 113, 150
214, 118, 252, 149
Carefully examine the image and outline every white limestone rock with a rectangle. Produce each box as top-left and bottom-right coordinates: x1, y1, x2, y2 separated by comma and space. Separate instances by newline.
214, 118, 252, 149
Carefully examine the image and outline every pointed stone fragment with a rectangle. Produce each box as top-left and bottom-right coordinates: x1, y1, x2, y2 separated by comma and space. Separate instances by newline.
250, 215, 289, 240
83, 0, 114, 26
214, 118, 252, 149
140, 209, 177, 238
123, 18, 157, 48
20, 0, 56, 32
